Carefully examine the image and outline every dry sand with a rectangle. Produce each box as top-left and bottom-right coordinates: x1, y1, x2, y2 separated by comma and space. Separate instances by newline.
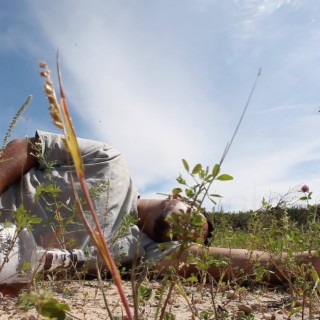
0, 279, 319, 319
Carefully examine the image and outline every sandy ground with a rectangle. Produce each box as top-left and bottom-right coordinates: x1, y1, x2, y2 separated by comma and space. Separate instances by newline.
1, 279, 319, 319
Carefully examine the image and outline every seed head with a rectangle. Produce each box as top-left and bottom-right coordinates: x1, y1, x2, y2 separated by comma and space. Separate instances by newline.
39, 61, 47, 68
44, 82, 54, 95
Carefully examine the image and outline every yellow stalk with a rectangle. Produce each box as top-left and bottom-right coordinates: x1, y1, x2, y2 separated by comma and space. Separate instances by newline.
39, 57, 133, 320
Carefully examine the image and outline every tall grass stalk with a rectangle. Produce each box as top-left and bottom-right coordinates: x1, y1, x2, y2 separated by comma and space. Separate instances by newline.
200, 68, 262, 207
39, 56, 133, 320
1, 95, 32, 152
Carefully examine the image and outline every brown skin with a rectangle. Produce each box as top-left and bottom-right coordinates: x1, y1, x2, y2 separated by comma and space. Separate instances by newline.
157, 244, 320, 282
137, 199, 165, 239
137, 198, 209, 242
1, 136, 320, 283
0, 137, 39, 194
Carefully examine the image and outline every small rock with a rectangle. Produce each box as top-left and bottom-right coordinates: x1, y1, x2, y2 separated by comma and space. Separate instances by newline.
217, 305, 228, 313
236, 310, 246, 319
277, 309, 289, 316
150, 282, 161, 289
250, 303, 266, 312
237, 304, 252, 315
262, 313, 276, 320
226, 290, 237, 300
250, 303, 258, 311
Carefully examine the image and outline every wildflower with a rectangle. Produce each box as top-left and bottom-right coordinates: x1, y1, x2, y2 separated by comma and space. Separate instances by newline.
301, 185, 309, 193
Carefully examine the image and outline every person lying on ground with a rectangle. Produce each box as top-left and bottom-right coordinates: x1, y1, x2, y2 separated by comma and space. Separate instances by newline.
0, 131, 319, 283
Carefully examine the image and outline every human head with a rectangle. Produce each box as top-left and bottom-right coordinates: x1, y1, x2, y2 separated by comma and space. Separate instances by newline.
138, 199, 213, 244
152, 199, 214, 244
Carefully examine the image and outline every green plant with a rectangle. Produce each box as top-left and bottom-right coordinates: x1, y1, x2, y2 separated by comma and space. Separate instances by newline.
0, 95, 32, 154
19, 290, 71, 320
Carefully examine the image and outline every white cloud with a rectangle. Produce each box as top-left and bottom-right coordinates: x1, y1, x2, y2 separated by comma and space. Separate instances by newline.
7, 0, 320, 211
25, 1, 229, 185
0, 28, 18, 52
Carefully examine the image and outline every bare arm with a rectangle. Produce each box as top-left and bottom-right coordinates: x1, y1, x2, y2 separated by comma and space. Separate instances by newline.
157, 244, 319, 283
0, 136, 39, 194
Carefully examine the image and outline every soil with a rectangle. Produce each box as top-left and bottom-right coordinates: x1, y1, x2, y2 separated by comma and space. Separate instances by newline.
0, 279, 319, 319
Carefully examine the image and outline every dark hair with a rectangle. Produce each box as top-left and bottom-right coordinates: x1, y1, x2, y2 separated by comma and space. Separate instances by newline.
152, 199, 214, 244
153, 211, 170, 242
202, 211, 214, 245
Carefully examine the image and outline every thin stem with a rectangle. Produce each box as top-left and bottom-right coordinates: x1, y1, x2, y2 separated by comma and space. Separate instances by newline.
220, 68, 262, 166
154, 276, 168, 320
159, 280, 176, 320
96, 263, 115, 320
1, 95, 32, 152
198, 68, 262, 208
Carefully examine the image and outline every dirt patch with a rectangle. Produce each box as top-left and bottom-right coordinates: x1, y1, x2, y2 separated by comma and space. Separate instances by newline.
0, 280, 318, 319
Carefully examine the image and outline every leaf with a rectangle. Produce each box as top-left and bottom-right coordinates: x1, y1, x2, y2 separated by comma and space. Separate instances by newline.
186, 274, 198, 282
199, 168, 206, 179
185, 188, 194, 198
192, 163, 202, 175
216, 174, 233, 181
182, 159, 189, 172
208, 197, 217, 205
204, 174, 213, 182
212, 164, 220, 177
172, 188, 182, 195
193, 213, 206, 226
21, 262, 32, 272
311, 268, 320, 293
18, 293, 36, 310
204, 165, 209, 176
13, 205, 42, 229
138, 284, 152, 301
29, 216, 42, 224
40, 300, 70, 320
209, 193, 223, 198
176, 175, 186, 185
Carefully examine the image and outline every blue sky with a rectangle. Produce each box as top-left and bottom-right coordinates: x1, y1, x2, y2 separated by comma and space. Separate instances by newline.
1, 0, 320, 211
